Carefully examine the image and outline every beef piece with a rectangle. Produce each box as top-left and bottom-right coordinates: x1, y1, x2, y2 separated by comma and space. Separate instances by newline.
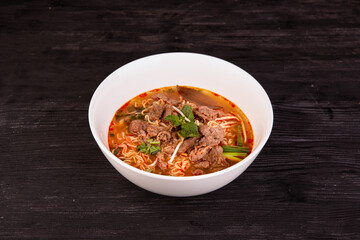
147, 125, 163, 138
152, 92, 181, 105
192, 169, 204, 175
129, 120, 148, 135
156, 152, 168, 170
189, 146, 211, 162
178, 137, 199, 153
138, 130, 148, 142
148, 101, 165, 121
198, 125, 224, 147
177, 86, 222, 109
193, 160, 210, 169
203, 145, 225, 165
171, 131, 180, 141
163, 104, 178, 119
162, 141, 178, 155
194, 106, 218, 121
157, 131, 172, 143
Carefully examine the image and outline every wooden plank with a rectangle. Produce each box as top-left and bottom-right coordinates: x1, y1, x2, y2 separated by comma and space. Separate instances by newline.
0, 0, 359, 239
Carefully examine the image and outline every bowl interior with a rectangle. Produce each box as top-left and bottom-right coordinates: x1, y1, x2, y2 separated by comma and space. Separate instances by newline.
89, 53, 273, 171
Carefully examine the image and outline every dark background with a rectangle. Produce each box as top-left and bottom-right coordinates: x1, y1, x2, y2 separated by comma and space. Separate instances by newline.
1, 0, 359, 239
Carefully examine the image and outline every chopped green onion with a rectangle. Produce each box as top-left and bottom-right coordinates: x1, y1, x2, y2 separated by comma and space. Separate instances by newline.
147, 139, 160, 145
223, 152, 248, 158
113, 147, 121, 155
115, 110, 125, 121
223, 155, 244, 162
127, 105, 136, 112
129, 114, 145, 122
222, 145, 249, 153
237, 124, 243, 146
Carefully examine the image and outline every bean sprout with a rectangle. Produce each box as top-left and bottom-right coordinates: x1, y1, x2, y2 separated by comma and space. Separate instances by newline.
172, 106, 191, 122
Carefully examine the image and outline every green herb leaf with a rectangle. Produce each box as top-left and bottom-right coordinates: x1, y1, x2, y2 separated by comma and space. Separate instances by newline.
180, 122, 199, 138
137, 142, 148, 153
127, 105, 136, 112
164, 115, 182, 127
129, 114, 145, 122
237, 124, 244, 146
113, 147, 121, 155
109, 133, 115, 137
145, 169, 153, 172
115, 109, 125, 121
149, 145, 161, 154
137, 140, 161, 155
181, 105, 195, 121
166, 105, 199, 138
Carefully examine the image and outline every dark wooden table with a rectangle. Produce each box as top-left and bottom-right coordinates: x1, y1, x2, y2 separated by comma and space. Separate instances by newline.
1, 1, 359, 239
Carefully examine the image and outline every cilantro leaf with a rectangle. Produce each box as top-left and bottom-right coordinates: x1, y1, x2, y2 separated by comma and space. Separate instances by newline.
164, 115, 182, 127
165, 105, 199, 138
180, 122, 199, 138
149, 145, 161, 154
137, 142, 148, 153
181, 105, 195, 121
137, 140, 161, 155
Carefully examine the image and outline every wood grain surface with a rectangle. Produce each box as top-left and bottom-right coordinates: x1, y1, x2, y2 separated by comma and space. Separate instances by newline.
1, 0, 359, 239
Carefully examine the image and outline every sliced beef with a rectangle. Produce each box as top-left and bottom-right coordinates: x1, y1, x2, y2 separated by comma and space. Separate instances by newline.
148, 101, 165, 121
177, 86, 223, 109
162, 141, 179, 155
203, 145, 225, 165
129, 120, 148, 135
194, 106, 218, 121
198, 125, 224, 147
147, 125, 163, 138
178, 137, 199, 153
189, 146, 211, 162
193, 160, 210, 169
163, 104, 177, 118
157, 131, 172, 143
156, 152, 168, 170
152, 92, 181, 105
171, 131, 180, 141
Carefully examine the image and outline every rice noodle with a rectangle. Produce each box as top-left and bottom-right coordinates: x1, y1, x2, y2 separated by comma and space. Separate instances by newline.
145, 115, 160, 125
216, 116, 240, 121
141, 109, 149, 115
142, 99, 153, 109
207, 120, 219, 127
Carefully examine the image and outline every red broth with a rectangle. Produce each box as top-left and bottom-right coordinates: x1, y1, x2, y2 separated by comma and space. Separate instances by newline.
108, 86, 253, 176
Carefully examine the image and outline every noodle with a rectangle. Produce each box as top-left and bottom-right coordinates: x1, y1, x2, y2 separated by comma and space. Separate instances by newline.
108, 86, 253, 176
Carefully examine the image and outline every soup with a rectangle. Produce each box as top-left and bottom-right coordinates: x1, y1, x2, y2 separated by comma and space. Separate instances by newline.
108, 86, 253, 176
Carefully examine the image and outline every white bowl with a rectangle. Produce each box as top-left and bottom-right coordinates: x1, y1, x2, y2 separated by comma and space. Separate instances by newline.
88, 52, 273, 197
